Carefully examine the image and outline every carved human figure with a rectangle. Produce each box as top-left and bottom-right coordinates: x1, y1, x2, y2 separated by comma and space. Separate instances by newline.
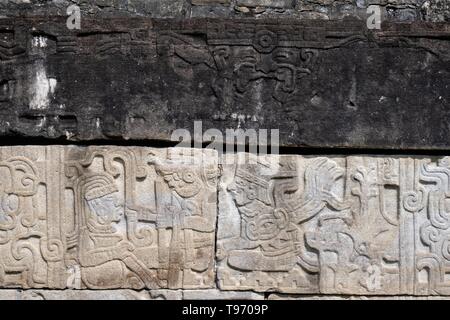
76, 174, 157, 289
220, 165, 297, 271
148, 152, 217, 288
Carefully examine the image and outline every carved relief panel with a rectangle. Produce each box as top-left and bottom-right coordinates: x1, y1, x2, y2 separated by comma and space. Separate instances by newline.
218, 154, 450, 295
3, 147, 450, 294
0, 146, 218, 290
0, 146, 65, 288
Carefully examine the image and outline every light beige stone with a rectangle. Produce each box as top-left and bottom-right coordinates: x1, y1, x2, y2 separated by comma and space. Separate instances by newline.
268, 294, 450, 300
0, 289, 181, 300
0, 290, 21, 300
0, 146, 218, 290
19, 290, 152, 300
217, 154, 450, 295
183, 289, 264, 300
4, 147, 450, 298
148, 289, 183, 300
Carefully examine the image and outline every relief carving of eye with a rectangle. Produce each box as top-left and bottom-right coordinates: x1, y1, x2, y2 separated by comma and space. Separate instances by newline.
183, 171, 195, 183
262, 221, 274, 229
257, 216, 279, 240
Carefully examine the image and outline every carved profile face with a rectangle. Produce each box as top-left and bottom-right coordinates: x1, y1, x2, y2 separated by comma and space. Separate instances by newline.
86, 191, 124, 225
227, 176, 258, 207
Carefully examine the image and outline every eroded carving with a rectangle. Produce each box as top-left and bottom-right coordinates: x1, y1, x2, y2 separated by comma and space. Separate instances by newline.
2, 147, 450, 295
64, 147, 217, 290
218, 155, 450, 295
0, 146, 217, 290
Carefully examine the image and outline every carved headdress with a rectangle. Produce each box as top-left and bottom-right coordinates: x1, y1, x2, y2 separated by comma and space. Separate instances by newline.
233, 154, 298, 205
73, 173, 119, 235
232, 164, 272, 206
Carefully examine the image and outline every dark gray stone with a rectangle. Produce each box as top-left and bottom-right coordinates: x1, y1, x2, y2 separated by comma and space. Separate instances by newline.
0, 17, 449, 150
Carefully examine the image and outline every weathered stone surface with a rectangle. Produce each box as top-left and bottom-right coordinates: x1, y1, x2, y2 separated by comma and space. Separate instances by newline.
0, 17, 449, 149
149, 289, 184, 300
0, 1, 448, 21
192, 0, 231, 5
217, 154, 450, 295
0, 289, 20, 300
268, 294, 450, 300
183, 289, 265, 299
5, 147, 450, 297
19, 289, 154, 300
235, 0, 294, 9
0, 146, 218, 290
3, 290, 450, 300
0, 289, 263, 300
0, 0, 449, 304
0, 289, 180, 300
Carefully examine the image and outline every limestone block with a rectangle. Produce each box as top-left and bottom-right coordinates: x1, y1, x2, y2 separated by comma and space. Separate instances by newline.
235, 0, 294, 8
0, 146, 218, 290
19, 289, 153, 300
217, 154, 450, 295
0, 290, 20, 300
183, 289, 265, 299
0, 289, 182, 300
148, 289, 184, 300
191, 0, 231, 5
268, 294, 450, 300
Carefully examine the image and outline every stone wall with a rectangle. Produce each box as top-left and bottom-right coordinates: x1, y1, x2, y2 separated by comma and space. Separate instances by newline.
0, 17, 448, 149
0, 147, 449, 298
0, 1, 449, 300
1, 0, 449, 21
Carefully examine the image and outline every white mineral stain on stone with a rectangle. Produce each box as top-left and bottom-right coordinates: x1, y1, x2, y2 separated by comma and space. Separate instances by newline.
37, 117, 45, 127
29, 62, 57, 110
65, 131, 75, 139
32, 36, 47, 48
237, 114, 246, 128
379, 96, 387, 103
49, 78, 57, 94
